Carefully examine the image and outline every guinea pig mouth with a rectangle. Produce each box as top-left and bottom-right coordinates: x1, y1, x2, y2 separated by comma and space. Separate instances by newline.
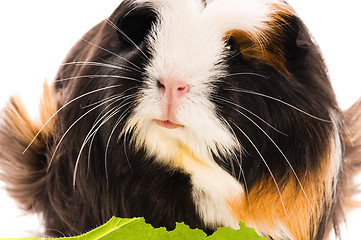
155, 119, 184, 129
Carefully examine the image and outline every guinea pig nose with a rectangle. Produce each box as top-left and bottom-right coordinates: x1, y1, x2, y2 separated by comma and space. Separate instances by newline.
157, 80, 190, 99
173, 81, 190, 98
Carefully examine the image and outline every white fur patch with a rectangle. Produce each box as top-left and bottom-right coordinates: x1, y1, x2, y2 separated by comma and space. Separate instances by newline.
184, 154, 244, 230
124, 0, 286, 230
329, 112, 343, 193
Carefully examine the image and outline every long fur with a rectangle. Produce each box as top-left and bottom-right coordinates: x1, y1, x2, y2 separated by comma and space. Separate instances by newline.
0, 0, 361, 239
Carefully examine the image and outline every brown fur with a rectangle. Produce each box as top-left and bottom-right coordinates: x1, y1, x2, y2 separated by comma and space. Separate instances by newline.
331, 99, 361, 236
0, 83, 56, 213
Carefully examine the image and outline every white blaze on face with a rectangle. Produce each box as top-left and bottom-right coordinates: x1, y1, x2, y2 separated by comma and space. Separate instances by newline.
127, 0, 280, 163
124, 0, 287, 230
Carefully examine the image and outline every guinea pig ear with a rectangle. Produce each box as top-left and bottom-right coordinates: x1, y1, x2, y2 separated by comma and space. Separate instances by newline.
282, 15, 313, 71
115, 3, 158, 50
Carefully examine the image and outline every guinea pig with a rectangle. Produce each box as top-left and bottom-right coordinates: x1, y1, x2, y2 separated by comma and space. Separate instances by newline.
0, 0, 360, 239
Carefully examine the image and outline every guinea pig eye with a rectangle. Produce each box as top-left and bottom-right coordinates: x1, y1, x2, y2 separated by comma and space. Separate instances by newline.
225, 36, 241, 57
116, 6, 157, 50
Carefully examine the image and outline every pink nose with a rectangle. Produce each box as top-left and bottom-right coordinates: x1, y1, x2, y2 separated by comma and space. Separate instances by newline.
158, 80, 190, 99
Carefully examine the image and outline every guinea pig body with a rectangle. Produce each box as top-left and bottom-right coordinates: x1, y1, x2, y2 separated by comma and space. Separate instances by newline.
1, 0, 360, 239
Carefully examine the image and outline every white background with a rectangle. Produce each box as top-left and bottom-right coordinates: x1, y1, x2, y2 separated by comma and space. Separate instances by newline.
0, 0, 360, 238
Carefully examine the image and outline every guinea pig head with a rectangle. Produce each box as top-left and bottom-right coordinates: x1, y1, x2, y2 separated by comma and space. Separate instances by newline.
107, 1, 342, 239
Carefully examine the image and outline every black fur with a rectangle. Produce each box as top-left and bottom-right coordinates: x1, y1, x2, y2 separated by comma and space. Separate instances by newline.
213, 15, 338, 188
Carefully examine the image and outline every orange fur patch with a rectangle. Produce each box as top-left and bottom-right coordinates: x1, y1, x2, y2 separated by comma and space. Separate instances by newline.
3, 82, 56, 151
170, 140, 335, 239
227, 149, 335, 239
174, 144, 210, 169
224, 3, 294, 77
164, 127, 336, 239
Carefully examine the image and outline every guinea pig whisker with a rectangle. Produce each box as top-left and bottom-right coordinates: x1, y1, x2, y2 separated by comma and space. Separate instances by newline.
239, 167, 252, 219
81, 38, 141, 70
83, 94, 129, 167
106, 18, 151, 63
217, 114, 243, 179
23, 85, 124, 155
42, 227, 67, 238
49, 101, 107, 173
225, 88, 332, 122
86, 96, 134, 164
214, 114, 252, 216
231, 105, 315, 214
82, 92, 136, 144
87, 131, 97, 177
104, 105, 134, 188
54, 75, 142, 83
74, 100, 133, 189
217, 115, 253, 215
61, 61, 143, 75
87, 104, 119, 177
213, 96, 287, 136
85, 89, 138, 173
47, 90, 130, 172
122, 127, 133, 174
81, 95, 121, 109
81, 87, 138, 109
216, 96, 314, 213
230, 120, 288, 218
74, 94, 135, 182
223, 72, 269, 80
99, 57, 144, 74
75, 106, 121, 188
225, 50, 244, 61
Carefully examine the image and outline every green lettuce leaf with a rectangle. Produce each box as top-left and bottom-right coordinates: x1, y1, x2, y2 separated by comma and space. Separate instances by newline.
1, 217, 266, 240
